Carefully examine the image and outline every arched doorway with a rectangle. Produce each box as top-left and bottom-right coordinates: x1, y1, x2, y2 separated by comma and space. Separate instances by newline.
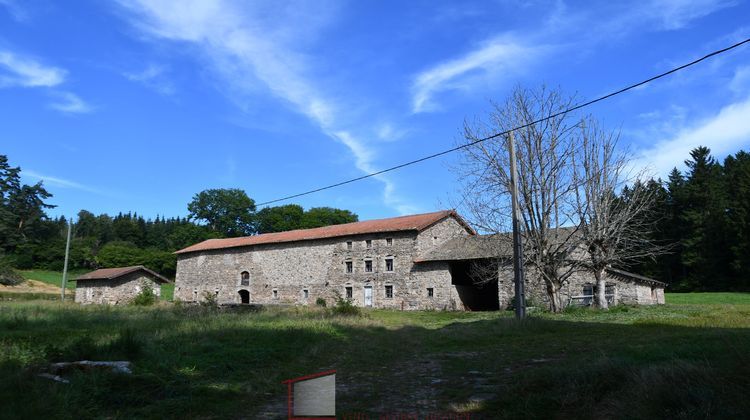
238, 289, 250, 304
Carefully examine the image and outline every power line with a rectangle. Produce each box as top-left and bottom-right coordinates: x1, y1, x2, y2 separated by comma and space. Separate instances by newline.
257, 37, 750, 207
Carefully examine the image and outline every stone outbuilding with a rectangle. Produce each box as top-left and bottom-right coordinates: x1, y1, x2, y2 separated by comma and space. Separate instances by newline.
173, 210, 665, 310
75, 266, 169, 305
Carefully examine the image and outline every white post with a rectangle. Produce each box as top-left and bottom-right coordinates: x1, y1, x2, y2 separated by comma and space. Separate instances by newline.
60, 218, 72, 302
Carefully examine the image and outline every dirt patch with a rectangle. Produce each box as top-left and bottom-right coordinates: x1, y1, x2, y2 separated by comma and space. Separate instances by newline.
0, 279, 72, 295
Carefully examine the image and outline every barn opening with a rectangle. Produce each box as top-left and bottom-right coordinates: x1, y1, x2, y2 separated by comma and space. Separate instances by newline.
238, 289, 250, 304
449, 260, 499, 311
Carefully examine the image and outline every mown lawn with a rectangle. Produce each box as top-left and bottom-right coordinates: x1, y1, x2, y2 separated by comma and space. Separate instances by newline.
1, 299, 749, 419
666, 292, 750, 305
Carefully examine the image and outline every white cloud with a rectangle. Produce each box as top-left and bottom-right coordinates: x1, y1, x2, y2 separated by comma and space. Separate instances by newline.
729, 65, 750, 95
411, 37, 542, 113
24, 170, 102, 194
635, 96, 750, 177
116, 0, 416, 214
649, 0, 736, 30
49, 92, 93, 114
123, 63, 175, 95
0, 50, 66, 88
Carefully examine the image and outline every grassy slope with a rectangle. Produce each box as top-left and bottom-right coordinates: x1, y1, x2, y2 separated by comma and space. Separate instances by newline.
0, 300, 748, 419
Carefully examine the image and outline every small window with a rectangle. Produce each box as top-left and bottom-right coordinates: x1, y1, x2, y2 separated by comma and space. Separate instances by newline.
385, 285, 393, 299
303, 289, 309, 299
273, 289, 278, 299
347, 241, 353, 250
366, 239, 372, 249
345, 286, 353, 299
365, 259, 373, 273
193, 290, 198, 302
240, 271, 250, 286
386, 238, 393, 246
345, 260, 353, 273
432, 236, 438, 244
385, 257, 394, 272
427, 287, 434, 298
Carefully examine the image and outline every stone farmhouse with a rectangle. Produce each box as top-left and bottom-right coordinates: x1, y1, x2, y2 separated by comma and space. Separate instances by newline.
75, 265, 169, 305
174, 210, 665, 310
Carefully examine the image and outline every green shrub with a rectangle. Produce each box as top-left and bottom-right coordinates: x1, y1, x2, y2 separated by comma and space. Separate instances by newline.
199, 291, 219, 310
315, 297, 327, 307
330, 292, 360, 316
131, 282, 157, 306
0, 265, 24, 286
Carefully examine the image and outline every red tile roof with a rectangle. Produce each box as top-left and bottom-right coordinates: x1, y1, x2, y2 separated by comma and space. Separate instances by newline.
175, 210, 474, 255
76, 265, 170, 283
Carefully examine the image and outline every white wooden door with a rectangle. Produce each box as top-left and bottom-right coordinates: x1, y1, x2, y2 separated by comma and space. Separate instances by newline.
364, 286, 373, 307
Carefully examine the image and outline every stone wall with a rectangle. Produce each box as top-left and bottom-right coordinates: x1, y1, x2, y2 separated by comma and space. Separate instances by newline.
496, 264, 665, 309
75, 272, 162, 305
175, 216, 472, 310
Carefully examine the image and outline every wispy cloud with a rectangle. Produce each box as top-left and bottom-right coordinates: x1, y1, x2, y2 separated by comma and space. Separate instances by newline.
411, 37, 544, 113
0, 50, 66, 88
123, 63, 175, 95
116, 0, 416, 214
24, 170, 103, 194
0, 49, 93, 114
49, 92, 93, 114
0, 0, 28, 22
636, 96, 750, 176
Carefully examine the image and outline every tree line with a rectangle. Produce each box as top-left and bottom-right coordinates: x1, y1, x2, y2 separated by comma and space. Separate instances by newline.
636, 146, 750, 292
0, 156, 358, 278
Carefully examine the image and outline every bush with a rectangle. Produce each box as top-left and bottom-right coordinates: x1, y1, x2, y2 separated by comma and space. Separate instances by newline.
315, 297, 327, 307
330, 292, 360, 316
0, 265, 24, 286
199, 291, 219, 310
131, 281, 157, 306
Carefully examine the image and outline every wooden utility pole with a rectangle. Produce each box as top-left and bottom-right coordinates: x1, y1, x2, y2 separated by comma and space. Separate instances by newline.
60, 218, 72, 302
508, 131, 526, 319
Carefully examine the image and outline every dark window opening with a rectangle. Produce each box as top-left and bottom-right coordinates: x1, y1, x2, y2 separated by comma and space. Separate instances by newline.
273, 290, 278, 299
386, 238, 393, 246
345, 261, 353, 273
365, 260, 373, 272
385, 285, 393, 298
385, 258, 394, 272
240, 271, 250, 286
427, 288, 434, 297
366, 240, 372, 249
303, 289, 309, 299
347, 241, 352, 250
345, 287, 353, 299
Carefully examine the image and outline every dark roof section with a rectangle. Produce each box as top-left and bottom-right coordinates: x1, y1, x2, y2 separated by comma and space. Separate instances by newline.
76, 266, 171, 284
175, 210, 475, 255
605, 267, 666, 287
416, 234, 510, 262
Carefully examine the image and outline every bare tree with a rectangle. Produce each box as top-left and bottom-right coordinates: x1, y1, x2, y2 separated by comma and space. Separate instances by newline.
571, 119, 663, 309
457, 86, 581, 312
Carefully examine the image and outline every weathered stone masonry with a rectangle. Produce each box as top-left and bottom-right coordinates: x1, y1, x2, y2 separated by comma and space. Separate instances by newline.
75, 266, 167, 305
174, 211, 666, 310
175, 216, 471, 310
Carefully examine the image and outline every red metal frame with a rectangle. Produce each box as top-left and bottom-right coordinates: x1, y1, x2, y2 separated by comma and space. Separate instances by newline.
281, 370, 337, 420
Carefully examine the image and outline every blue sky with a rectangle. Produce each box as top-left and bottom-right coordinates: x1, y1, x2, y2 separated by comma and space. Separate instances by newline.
2, 0, 749, 222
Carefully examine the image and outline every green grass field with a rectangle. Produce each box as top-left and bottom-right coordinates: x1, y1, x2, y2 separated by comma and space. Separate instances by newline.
19, 269, 85, 289
1, 297, 749, 419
